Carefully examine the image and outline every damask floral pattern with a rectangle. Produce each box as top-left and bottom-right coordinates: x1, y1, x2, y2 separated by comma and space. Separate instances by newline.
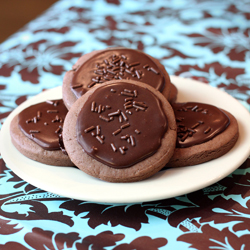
0, 0, 250, 249
0, 40, 81, 84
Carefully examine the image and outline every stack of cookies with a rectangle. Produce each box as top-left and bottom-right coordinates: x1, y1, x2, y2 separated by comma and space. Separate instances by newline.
10, 47, 239, 182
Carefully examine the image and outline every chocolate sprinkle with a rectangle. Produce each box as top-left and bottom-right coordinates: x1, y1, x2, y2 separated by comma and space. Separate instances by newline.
47, 110, 58, 113
180, 132, 189, 142
204, 127, 211, 134
135, 70, 141, 79
111, 143, 117, 152
124, 101, 132, 106
191, 122, 200, 129
108, 110, 121, 117
119, 147, 126, 155
26, 119, 32, 124
55, 127, 62, 134
121, 91, 134, 97
132, 104, 145, 111
91, 101, 96, 112
119, 115, 123, 123
135, 129, 141, 134
121, 111, 128, 121
130, 135, 136, 146
124, 89, 132, 93
84, 126, 95, 133
96, 135, 104, 144
192, 105, 198, 111
96, 125, 101, 135
125, 104, 133, 109
98, 104, 102, 114
121, 123, 130, 129
88, 82, 96, 88
99, 115, 110, 122
121, 135, 128, 140
125, 97, 133, 102
112, 128, 122, 136
148, 67, 159, 74
126, 110, 132, 115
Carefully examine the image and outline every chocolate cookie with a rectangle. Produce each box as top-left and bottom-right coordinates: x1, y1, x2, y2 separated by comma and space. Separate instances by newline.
166, 102, 239, 168
168, 83, 178, 104
62, 47, 176, 109
10, 99, 74, 166
63, 80, 177, 182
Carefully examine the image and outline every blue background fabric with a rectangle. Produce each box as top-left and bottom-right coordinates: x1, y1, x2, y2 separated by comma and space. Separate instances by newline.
0, 0, 250, 249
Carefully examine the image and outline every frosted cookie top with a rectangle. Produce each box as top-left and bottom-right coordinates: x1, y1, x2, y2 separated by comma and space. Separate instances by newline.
71, 48, 167, 98
172, 102, 230, 148
18, 99, 68, 151
76, 81, 168, 168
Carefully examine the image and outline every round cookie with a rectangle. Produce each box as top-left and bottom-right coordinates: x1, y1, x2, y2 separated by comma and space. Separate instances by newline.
63, 80, 177, 182
166, 102, 239, 168
10, 99, 74, 166
62, 47, 176, 110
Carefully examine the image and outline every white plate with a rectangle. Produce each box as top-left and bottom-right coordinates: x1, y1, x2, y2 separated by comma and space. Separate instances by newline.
1, 76, 250, 204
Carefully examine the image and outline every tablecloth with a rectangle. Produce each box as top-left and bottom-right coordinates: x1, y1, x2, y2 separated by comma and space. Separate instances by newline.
0, 0, 250, 249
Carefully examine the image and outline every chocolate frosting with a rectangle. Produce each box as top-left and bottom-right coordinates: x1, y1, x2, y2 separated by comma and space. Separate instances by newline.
76, 82, 168, 169
18, 99, 68, 150
172, 102, 230, 148
71, 48, 166, 98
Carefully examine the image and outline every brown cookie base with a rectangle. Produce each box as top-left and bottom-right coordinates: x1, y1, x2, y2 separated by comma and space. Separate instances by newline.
10, 115, 74, 166
168, 83, 178, 104
166, 110, 239, 168
62, 47, 174, 110
63, 80, 177, 182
